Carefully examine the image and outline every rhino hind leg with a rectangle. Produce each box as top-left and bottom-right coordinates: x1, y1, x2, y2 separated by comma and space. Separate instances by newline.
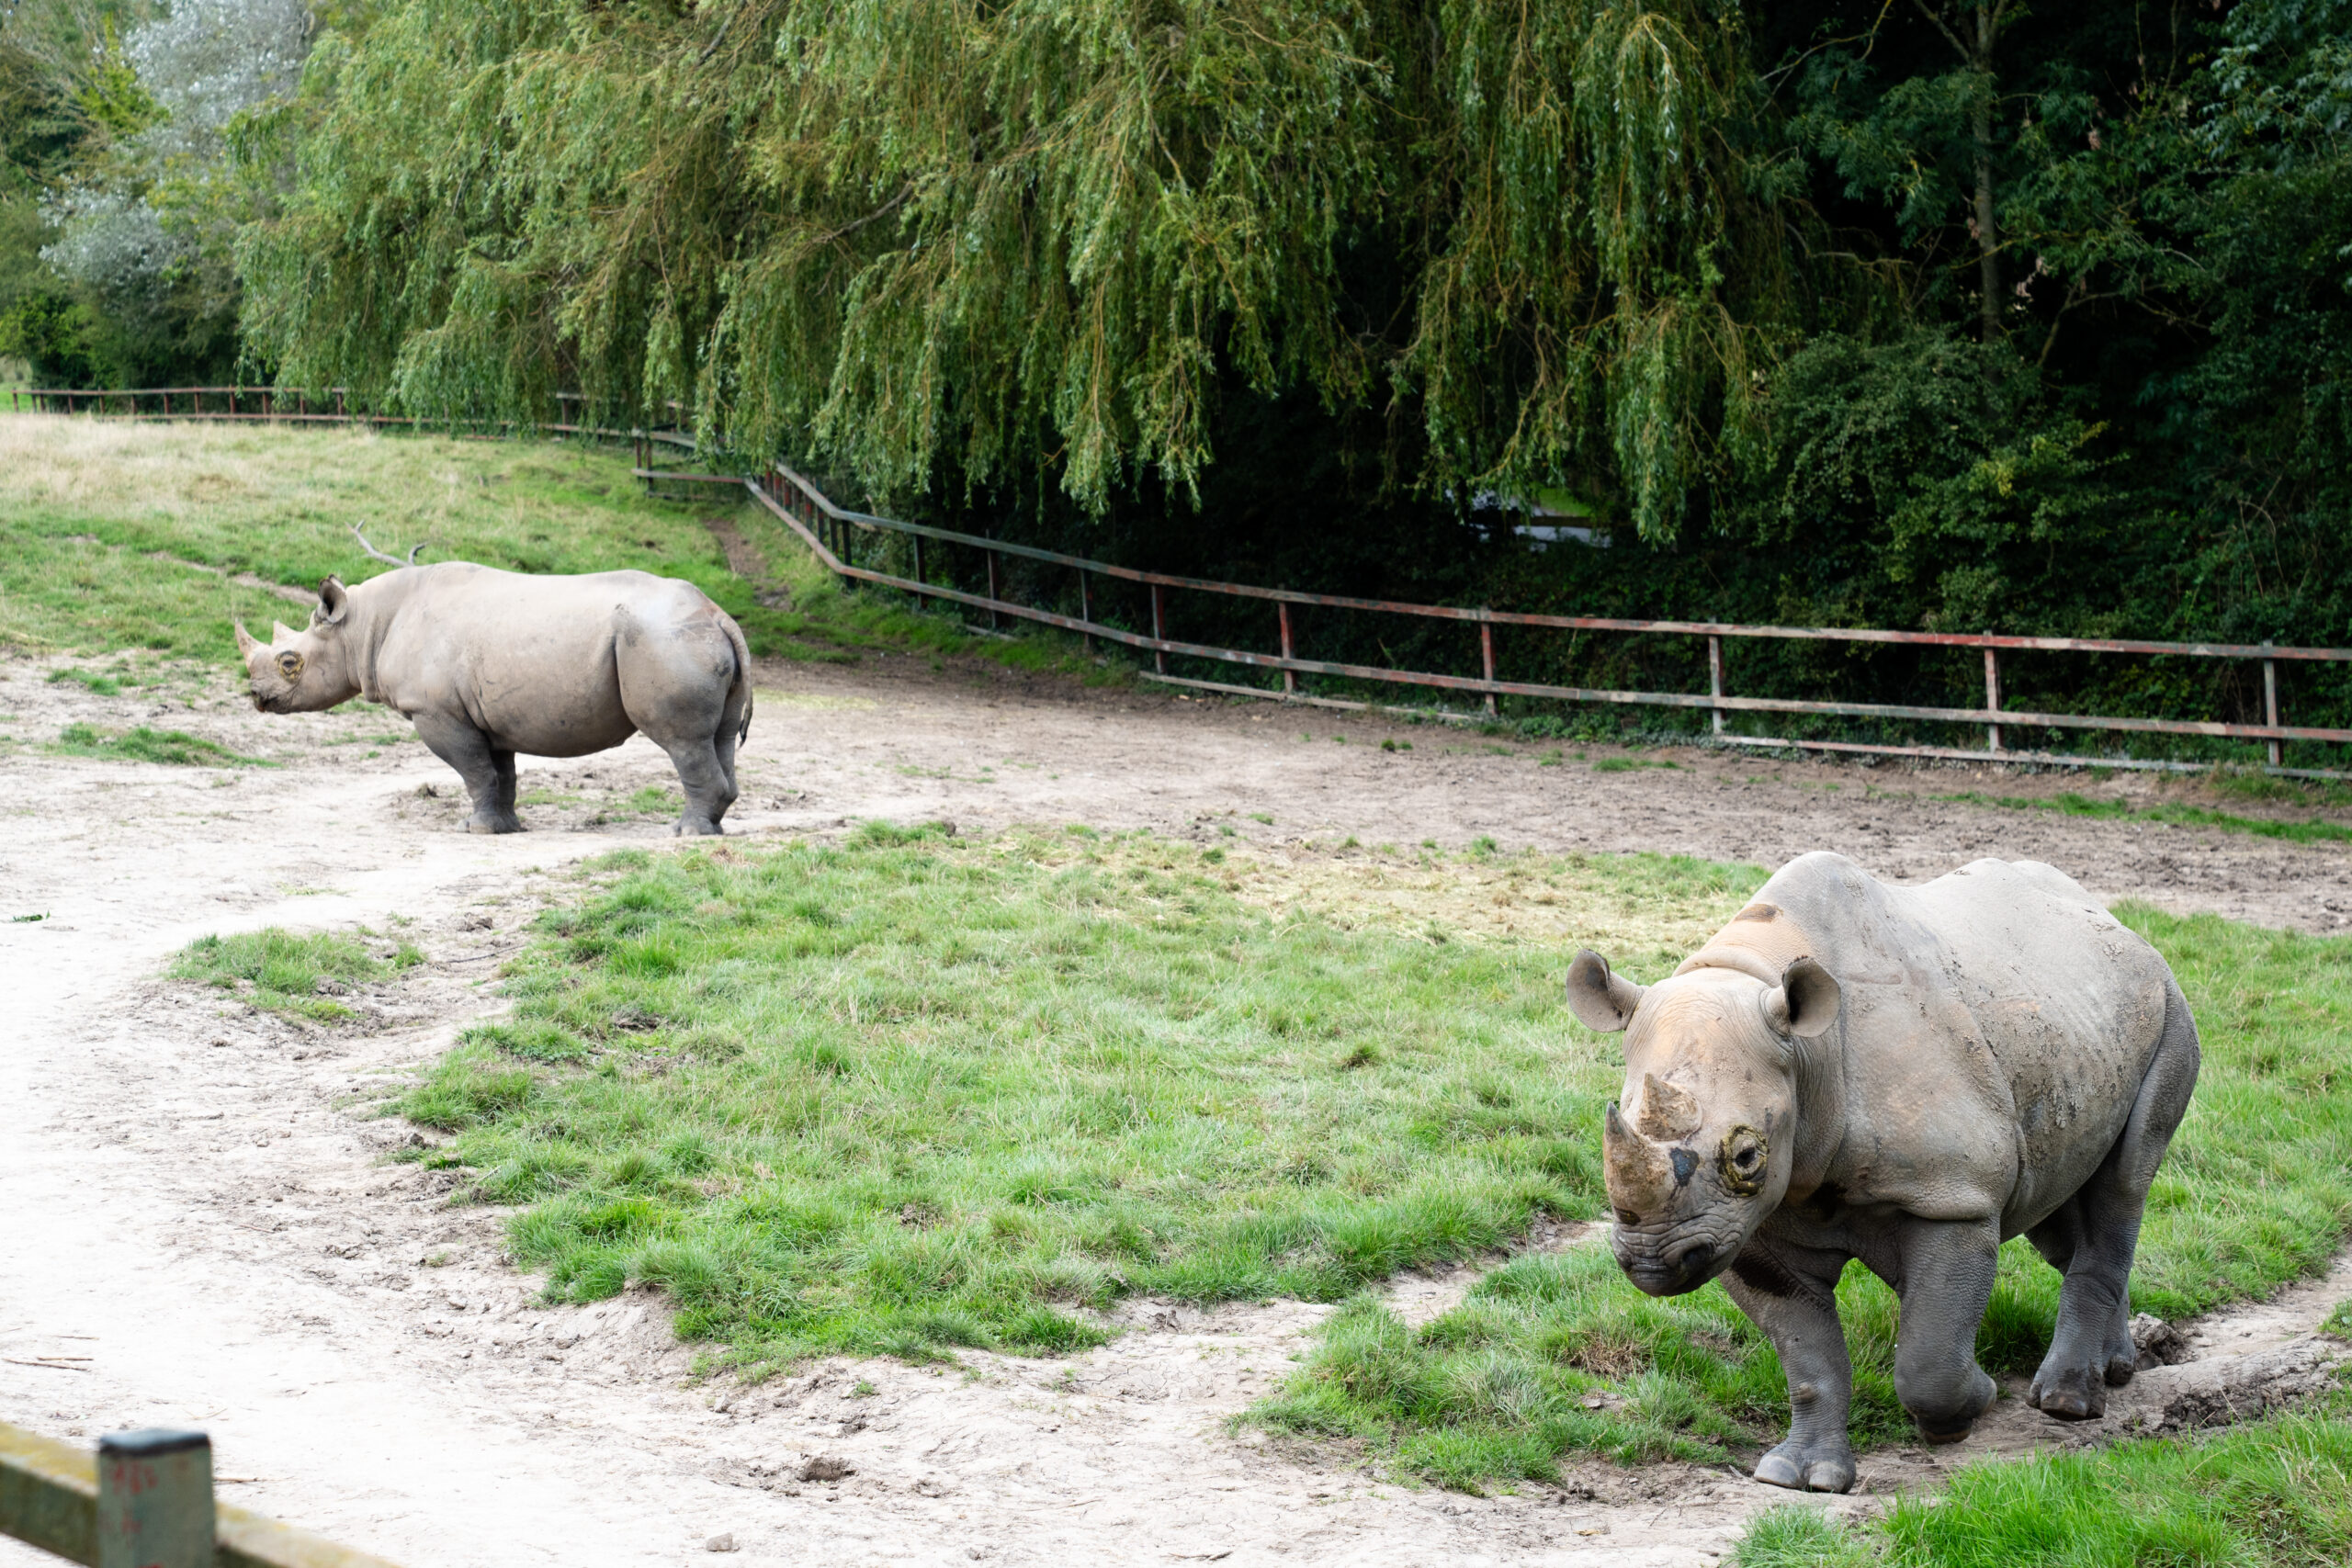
619, 615, 741, 836
413, 713, 525, 834
2028, 977, 2201, 1420
1722, 1243, 1859, 1494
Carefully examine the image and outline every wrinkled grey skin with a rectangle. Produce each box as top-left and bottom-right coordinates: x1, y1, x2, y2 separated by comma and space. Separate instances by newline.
236, 562, 752, 836
1567, 852, 2199, 1494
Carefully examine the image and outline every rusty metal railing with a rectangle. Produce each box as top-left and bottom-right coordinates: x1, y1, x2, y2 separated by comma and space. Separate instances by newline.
628, 457, 2350, 781
1, 1421, 400, 1567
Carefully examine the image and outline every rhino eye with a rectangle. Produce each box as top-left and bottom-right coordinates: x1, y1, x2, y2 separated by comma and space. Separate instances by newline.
1718, 1125, 1768, 1196
277, 651, 302, 678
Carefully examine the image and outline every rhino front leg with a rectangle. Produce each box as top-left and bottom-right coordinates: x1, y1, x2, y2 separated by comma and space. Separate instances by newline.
1892, 1218, 2000, 1442
1722, 1243, 1858, 1494
2030, 980, 2200, 1418
412, 712, 525, 834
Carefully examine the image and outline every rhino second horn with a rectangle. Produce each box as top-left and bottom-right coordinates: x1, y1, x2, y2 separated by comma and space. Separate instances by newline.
233, 620, 260, 658
1603, 1100, 1677, 1214
1635, 1072, 1703, 1140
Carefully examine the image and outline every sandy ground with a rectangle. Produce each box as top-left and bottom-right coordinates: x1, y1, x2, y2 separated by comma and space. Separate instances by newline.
3, 644, 2348, 1568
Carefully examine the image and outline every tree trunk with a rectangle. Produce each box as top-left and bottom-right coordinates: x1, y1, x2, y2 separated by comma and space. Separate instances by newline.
1971, 6, 2000, 342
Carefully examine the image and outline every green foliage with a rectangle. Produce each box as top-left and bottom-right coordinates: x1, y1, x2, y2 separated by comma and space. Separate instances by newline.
239, 0, 1784, 537
1256, 900, 2352, 1482
392, 832, 1767, 1366
172, 926, 423, 1023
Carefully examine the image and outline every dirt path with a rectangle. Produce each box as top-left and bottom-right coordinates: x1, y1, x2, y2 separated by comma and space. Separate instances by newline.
2, 649, 2346, 1568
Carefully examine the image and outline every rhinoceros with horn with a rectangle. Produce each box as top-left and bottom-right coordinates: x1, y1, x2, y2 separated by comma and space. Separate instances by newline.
235, 528, 752, 836
1566, 852, 2199, 1494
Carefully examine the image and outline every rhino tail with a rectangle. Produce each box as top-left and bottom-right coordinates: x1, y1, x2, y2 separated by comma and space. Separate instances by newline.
725, 613, 752, 745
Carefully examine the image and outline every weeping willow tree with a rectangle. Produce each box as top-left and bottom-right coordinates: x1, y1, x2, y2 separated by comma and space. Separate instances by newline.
238, 1, 1789, 538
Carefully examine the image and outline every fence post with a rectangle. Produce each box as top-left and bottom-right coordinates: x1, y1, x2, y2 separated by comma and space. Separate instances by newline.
987, 548, 1001, 632
97, 1429, 213, 1568
2264, 641, 2281, 768
1079, 569, 1093, 655
1481, 614, 1497, 716
1984, 637, 2003, 754
911, 535, 924, 603
1709, 635, 1725, 736
1279, 602, 1296, 696
1150, 583, 1166, 675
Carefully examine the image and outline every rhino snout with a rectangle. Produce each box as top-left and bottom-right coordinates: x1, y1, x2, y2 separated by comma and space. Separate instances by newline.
1613, 1224, 1737, 1297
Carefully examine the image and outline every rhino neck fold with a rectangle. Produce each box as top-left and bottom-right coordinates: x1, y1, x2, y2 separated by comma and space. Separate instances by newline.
1783, 1027, 1848, 1204
345, 570, 424, 705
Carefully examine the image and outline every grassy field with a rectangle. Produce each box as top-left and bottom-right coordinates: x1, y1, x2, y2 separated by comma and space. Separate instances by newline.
317, 823, 2352, 1485
1733, 1394, 2352, 1568
0, 414, 1114, 686
172, 927, 424, 1023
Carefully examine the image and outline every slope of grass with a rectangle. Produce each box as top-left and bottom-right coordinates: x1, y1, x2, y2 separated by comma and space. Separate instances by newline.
1251, 903, 2352, 1484
1938, 788, 2352, 844
173, 928, 424, 1022
394, 830, 1763, 1373
1732, 1398, 2352, 1568
0, 413, 1128, 684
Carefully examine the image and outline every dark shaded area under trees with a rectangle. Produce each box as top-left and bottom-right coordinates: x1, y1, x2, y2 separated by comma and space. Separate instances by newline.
9, 2, 2350, 753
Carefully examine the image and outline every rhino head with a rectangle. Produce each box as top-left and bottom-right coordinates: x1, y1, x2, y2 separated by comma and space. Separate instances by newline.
1566, 948, 1841, 1296
235, 577, 364, 714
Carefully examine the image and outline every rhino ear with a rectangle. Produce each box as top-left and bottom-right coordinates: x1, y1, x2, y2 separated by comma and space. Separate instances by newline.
1761, 956, 1841, 1040
315, 576, 349, 628
1566, 949, 1645, 1032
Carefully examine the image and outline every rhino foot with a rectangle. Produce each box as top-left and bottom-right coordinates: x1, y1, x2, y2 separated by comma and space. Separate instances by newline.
2029, 1365, 2109, 1420
673, 815, 724, 837
464, 811, 526, 835
1753, 1440, 1855, 1494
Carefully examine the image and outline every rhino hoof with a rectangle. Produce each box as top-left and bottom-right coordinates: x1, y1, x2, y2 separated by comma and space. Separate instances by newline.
2030, 1371, 2107, 1421
1754, 1445, 1854, 1494
465, 812, 525, 835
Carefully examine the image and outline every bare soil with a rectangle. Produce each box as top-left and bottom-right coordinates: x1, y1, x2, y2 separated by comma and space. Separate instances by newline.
2, 645, 2346, 1568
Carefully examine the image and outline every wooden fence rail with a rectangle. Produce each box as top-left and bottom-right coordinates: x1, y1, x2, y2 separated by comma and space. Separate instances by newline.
1, 1421, 400, 1568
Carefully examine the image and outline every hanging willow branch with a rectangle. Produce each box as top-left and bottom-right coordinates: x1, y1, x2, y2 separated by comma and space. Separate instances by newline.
240, 0, 1792, 538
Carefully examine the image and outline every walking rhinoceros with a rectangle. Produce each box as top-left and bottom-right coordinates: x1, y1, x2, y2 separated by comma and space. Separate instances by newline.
1566, 852, 2199, 1493
235, 558, 752, 836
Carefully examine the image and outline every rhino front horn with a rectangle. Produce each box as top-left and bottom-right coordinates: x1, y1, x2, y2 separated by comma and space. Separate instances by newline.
233, 620, 260, 658
1603, 1100, 1676, 1214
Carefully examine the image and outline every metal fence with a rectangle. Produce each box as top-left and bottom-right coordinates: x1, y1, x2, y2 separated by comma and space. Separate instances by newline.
12, 385, 2346, 778
1, 1420, 398, 1567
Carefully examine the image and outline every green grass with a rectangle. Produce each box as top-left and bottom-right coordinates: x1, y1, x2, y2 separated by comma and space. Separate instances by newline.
1731, 1399, 2352, 1568
50, 722, 274, 767
386, 824, 2352, 1478
394, 829, 1767, 1369
1938, 789, 2352, 844
172, 928, 424, 1023
1591, 755, 1679, 773
1253, 902, 2352, 1483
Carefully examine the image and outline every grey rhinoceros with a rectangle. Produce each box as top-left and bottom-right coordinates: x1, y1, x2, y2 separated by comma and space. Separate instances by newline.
1566, 852, 2199, 1494
236, 558, 752, 836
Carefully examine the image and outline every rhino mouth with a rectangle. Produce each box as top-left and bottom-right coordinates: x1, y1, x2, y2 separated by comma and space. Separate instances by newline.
1613, 1228, 1736, 1297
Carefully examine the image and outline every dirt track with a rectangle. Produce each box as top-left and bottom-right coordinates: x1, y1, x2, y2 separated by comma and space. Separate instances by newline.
2, 647, 2346, 1568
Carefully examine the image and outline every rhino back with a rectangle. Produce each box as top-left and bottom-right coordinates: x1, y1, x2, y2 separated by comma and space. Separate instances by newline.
373, 565, 717, 756
1706, 852, 2170, 1233
1897, 859, 2172, 1235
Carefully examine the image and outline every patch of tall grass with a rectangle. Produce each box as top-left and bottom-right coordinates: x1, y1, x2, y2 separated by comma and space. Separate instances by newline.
173, 928, 423, 1022
1731, 1398, 2352, 1568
